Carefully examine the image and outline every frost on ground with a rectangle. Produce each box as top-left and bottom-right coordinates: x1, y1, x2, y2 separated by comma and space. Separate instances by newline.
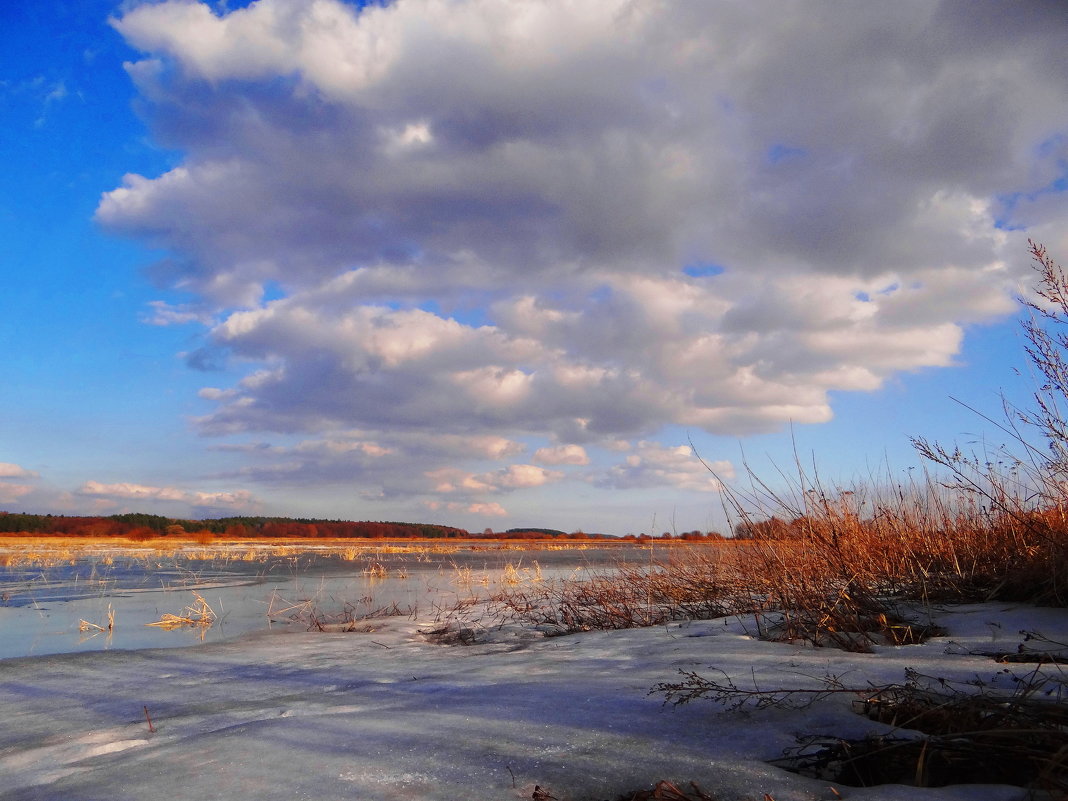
0, 604, 1062, 801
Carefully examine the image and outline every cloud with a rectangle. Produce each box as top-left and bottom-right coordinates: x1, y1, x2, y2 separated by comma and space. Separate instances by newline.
424, 500, 508, 518
2, 75, 71, 128
426, 463, 562, 495
0, 463, 39, 504
0, 463, 39, 479
467, 502, 508, 518
212, 430, 527, 500
533, 445, 590, 466
481, 464, 563, 490
77, 480, 258, 512
597, 442, 734, 493
97, 0, 1068, 505
0, 484, 35, 504
142, 300, 215, 327
43, 81, 67, 105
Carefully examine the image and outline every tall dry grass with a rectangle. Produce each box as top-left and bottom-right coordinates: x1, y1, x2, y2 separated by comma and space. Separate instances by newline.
693, 241, 1068, 634
474, 462, 1065, 651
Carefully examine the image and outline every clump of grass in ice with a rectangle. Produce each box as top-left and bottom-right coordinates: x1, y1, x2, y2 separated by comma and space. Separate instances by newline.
146, 592, 216, 630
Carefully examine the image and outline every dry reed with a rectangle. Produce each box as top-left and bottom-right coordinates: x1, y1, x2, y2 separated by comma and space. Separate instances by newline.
146, 592, 216, 629
79, 604, 115, 633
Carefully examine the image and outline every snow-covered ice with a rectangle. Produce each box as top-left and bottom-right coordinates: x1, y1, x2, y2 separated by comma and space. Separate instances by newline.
1, 599, 1063, 801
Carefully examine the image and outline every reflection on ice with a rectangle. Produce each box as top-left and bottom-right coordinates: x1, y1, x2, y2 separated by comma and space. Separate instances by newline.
0, 543, 630, 659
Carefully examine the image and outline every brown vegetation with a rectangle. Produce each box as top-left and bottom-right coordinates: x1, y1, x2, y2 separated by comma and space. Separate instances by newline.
0, 513, 474, 541
437, 245, 1068, 797
145, 593, 216, 629
764, 669, 1068, 793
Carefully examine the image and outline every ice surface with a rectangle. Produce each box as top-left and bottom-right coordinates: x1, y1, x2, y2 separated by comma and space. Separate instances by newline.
0, 602, 1060, 801
0, 547, 626, 658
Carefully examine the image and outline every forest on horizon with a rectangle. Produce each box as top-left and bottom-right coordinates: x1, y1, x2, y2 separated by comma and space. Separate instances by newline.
0, 511, 630, 541
0, 511, 727, 541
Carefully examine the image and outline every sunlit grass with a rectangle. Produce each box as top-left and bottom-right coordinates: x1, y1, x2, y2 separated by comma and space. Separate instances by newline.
146, 592, 216, 630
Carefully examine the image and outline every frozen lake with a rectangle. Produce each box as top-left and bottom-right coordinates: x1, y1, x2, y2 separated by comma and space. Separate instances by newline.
1, 540, 1061, 801
0, 542, 647, 659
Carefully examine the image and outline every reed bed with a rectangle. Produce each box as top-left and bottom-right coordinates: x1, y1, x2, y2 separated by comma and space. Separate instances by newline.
469, 488, 1066, 652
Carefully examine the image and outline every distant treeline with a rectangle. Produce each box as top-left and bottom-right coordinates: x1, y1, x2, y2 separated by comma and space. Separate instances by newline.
0, 512, 732, 541
0, 512, 639, 541
496, 527, 614, 540
0, 512, 470, 540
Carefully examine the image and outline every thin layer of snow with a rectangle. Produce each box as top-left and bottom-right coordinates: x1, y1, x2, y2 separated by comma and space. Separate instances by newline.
0, 602, 1062, 801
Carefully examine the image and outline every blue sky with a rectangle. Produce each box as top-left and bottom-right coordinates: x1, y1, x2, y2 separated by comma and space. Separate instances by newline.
2, 0, 1066, 535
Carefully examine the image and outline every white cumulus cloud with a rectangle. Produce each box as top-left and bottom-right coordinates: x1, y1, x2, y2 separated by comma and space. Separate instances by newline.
0, 484, 35, 504
96, 0, 1068, 511
533, 445, 590, 466
598, 442, 735, 493
0, 463, 39, 479
77, 481, 259, 512
424, 500, 508, 518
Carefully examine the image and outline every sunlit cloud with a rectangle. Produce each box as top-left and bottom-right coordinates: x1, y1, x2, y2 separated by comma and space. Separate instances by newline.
0, 484, 35, 504
0, 463, 39, 479
77, 480, 259, 512
597, 442, 734, 493
533, 445, 590, 466
142, 300, 215, 327
424, 500, 508, 518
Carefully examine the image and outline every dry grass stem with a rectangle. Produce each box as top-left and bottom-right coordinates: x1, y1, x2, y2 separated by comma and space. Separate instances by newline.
268, 590, 414, 632
78, 604, 115, 633
146, 593, 216, 629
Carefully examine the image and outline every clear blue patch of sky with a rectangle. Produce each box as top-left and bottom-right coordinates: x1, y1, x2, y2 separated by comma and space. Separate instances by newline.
581, 284, 610, 303
417, 299, 493, 328
0, 0, 232, 488
682, 263, 725, 278
995, 154, 1068, 230
260, 280, 289, 304
766, 144, 807, 165
1037, 132, 1068, 160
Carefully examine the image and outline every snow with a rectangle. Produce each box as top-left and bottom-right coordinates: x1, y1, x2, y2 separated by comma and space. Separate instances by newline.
1, 597, 1062, 801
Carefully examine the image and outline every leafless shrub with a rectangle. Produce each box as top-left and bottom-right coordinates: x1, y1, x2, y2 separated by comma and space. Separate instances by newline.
268, 591, 414, 632
484, 559, 745, 637
774, 686, 1068, 793
658, 663, 1068, 794
420, 624, 487, 645
653, 668, 862, 713
488, 576, 671, 634
421, 596, 494, 645
771, 733, 1064, 790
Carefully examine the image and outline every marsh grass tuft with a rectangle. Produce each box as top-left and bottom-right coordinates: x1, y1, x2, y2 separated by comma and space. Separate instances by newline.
79, 603, 115, 634
146, 592, 216, 629
363, 561, 388, 578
